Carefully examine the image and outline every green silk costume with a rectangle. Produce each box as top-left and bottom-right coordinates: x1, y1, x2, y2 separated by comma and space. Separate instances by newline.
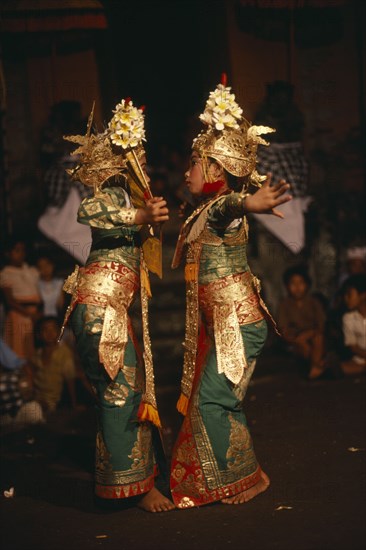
66, 186, 160, 499
170, 191, 270, 508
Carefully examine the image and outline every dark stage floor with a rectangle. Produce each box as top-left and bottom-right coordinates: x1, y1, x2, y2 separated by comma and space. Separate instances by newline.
1, 357, 365, 550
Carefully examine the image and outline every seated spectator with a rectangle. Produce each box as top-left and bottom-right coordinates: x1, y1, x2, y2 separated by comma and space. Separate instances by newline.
0, 238, 42, 359
278, 265, 326, 380
338, 246, 366, 287
0, 339, 44, 429
341, 274, 366, 375
36, 255, 64, 318
32, 317, 77, 414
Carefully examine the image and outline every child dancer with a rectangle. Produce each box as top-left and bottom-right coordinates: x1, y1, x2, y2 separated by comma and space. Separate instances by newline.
170, 75, 291, 508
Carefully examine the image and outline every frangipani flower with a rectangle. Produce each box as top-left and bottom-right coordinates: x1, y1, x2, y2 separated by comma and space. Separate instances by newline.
199, 82, 243, 132
212, 112, 239, 131
110, 133, 130, 148
107, 98, 146, 150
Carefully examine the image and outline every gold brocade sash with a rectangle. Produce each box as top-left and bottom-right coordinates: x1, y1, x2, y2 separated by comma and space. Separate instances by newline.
175, 194, 278, 415
61, 263, 138, 380
178, 261, 277, 415
60, 261, 161, 427
213, 303, 245, 384
199, 271, 263, 326
199, 272, 265, 385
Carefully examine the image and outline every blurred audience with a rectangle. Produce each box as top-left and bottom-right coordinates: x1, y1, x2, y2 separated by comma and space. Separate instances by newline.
254, 80, 308, 197
40, 100, 91, 210
340, 274, 366, 375
277, 265, 326, 380
0, 239, 42, 359
36, 255, 64, 318
0, 339, 44, 429
31, 317, 77, 415
339, 246, 366, 287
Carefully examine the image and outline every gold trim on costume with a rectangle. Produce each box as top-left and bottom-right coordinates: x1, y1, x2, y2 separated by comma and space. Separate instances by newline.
95, 425, 155, 487
103, 205, 136, 227
139, 255, 161, 426
182, 267, 265, 396
95, 431, 113, 476
226, 413, 254, 470
213, 303, 246, 384
199, 272, 264, 327
172, 194, 226, 270
61, 259, 161, 426
128, 423, 153, 471
103, 381, 130, 407
180, 242, 201, 402
191, 393, 258, 491
61, 263, 138, 380
122, 364, 144, 392
202, 272, 264, 384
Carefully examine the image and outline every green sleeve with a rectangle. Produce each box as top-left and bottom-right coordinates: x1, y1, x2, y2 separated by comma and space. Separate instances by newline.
207, 193, 247, 227
77, 186, 137, 229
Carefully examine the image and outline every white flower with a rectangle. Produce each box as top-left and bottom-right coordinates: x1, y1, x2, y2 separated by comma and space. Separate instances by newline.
213, 112, 239, 131
107, 99, 146, 150
110, 132, 130, 149
199, 112, 213, 126
199, 83, 243, 131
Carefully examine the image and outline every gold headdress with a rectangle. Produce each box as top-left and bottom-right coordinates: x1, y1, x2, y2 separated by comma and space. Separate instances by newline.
64, 99, 147, 194
193, 74, 275, 186
64, 99, 162, 278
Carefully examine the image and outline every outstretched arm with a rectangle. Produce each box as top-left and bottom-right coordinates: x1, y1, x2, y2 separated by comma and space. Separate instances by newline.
208, 173, 292, 226
244, 173, 292, 218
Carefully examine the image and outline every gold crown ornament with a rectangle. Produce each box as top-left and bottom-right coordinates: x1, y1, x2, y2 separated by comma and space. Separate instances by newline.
64, 98, 162, 278
193, 73, 275, 186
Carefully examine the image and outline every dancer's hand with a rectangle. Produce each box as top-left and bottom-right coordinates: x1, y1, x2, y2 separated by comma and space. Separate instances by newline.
135, 197, 169, 225
244, 173, 292, 218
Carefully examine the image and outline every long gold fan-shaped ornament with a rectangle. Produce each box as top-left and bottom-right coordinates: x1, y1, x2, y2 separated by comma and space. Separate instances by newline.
125, 148, 163, 279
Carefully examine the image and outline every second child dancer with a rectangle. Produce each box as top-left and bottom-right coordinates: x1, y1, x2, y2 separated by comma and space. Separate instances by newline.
60, 99, 174, 512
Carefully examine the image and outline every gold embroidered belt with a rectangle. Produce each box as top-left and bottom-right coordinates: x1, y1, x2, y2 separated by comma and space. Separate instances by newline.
198, 271, 264, 385
61, 259, 160, 426
61, 262, 139, 381
76, 262, 138, 310
199, 271, 264, 328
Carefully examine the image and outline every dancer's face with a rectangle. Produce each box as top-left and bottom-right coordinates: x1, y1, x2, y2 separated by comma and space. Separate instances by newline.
185, 151, 205, 196
185, 152, 224, 197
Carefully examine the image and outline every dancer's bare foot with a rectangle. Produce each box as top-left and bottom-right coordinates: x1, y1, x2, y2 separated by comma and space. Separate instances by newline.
221, 471, 270, 505
137, 486, 175, 513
